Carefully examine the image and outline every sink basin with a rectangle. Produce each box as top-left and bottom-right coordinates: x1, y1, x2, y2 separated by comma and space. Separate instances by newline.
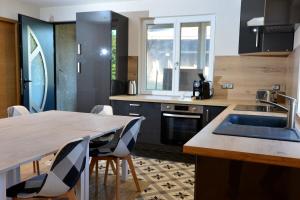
213, 114, 300, 142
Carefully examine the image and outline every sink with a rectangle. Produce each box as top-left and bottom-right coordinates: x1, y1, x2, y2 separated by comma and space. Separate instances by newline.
213, 114, 300, 142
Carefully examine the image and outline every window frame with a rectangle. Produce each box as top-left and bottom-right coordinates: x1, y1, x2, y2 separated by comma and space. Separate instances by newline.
139, 15, 216, 96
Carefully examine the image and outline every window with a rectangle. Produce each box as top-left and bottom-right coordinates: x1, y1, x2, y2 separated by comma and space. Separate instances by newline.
140, 15, 215, 95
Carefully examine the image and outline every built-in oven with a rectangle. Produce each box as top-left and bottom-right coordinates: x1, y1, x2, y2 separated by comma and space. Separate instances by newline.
161, 104, 203, 145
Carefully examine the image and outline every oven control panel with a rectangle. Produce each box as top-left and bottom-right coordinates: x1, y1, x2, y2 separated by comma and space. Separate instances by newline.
161, 104, 203, 114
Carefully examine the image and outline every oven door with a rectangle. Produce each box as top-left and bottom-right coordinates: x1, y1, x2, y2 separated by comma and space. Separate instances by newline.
161, 112, 202, 145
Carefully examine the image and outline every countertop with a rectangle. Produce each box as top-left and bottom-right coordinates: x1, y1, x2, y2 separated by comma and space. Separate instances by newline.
183, 104, 300, 168
109, 95, 258, 106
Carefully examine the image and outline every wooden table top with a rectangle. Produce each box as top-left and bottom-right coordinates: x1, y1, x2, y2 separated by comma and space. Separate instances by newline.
183, 104, 300, 168
0, 111, 134, 173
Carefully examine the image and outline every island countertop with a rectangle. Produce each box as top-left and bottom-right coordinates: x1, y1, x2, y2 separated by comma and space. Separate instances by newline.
183, 104, 300, 168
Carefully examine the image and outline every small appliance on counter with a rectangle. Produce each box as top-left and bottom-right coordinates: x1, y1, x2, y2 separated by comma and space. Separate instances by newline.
192, 73, 213, 100
128, 80, 137, 95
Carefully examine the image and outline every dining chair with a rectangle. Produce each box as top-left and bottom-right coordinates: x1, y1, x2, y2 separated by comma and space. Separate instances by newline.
7, 136, 90, 200
89, 116, 145, 200
7, 105, 40, 175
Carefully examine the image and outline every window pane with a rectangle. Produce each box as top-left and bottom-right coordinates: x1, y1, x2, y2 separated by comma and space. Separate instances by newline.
179, 22, 211, 91
146, 24, 174, 91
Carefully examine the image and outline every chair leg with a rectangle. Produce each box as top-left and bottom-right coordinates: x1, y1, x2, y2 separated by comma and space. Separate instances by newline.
66, 189, 77, 200
104, 159, 110, 185
33, 161, 36, 173
36, 160, 40, 175
95, 160, 99, 189
126, 155, 141, 192
110, 160, 116, 174
89, 158, 96, 176
115, 158, 120, 200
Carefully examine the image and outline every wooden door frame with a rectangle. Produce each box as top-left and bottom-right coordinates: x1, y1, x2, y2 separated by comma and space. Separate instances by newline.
0, 17, 21, 104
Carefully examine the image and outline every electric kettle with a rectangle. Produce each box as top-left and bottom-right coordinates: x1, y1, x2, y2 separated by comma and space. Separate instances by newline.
128, 80, 137, 95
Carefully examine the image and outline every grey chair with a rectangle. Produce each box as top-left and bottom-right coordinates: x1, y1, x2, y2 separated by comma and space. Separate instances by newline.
89, 117, 145, 200
7, 105, 40, 174
7, 136, 90, 200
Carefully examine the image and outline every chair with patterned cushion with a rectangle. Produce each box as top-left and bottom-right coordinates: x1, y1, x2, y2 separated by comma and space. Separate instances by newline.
7, 136, 90, 200
7, 105, 41, 175
89, 117, 145, 200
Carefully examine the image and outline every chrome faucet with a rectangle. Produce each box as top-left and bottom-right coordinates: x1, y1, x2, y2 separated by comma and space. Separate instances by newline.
258, 93, 298, 129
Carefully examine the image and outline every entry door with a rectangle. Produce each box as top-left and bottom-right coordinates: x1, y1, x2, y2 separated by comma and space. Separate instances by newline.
19, 15, 55, 112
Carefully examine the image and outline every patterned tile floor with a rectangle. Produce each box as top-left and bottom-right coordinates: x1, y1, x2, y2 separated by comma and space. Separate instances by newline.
93, 156, 195, 200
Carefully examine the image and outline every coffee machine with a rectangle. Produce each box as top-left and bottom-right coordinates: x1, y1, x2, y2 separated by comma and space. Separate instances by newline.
192, 73, 213, 100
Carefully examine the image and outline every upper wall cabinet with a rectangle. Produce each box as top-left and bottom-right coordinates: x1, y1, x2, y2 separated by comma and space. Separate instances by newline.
239, 0, 299, 54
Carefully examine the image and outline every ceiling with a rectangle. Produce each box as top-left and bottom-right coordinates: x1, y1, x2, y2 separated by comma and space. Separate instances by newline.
16, 0, 134, 7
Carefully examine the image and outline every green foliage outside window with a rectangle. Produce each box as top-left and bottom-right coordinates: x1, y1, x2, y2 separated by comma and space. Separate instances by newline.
111, 30, 117, 80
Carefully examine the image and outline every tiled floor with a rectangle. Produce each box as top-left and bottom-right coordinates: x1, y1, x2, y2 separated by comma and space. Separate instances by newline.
21, 156, 195, 200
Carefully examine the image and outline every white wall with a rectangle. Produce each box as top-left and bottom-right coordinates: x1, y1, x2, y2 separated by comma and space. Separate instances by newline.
0, 0, 40, 20
40, 0, 242, 56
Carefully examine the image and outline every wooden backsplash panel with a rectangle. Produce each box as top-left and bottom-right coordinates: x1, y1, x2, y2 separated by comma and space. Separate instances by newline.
129, 55, 289, 100
214, 56, 288, 100
128, 56, 138, 81
286, 48, 300, 99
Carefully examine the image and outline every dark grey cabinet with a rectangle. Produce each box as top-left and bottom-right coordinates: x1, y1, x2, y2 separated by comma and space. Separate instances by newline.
76, 11, 128, 112
111, 100, 161, 145
239, 0, 295, 54
203, 106, 226, 127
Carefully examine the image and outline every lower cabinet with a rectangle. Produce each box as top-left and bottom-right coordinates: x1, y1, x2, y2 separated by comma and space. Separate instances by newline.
111, 100, 161, 145
111, 100, 226, 147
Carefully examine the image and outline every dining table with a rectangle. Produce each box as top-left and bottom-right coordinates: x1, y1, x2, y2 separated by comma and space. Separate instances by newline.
0, 110, 135, 200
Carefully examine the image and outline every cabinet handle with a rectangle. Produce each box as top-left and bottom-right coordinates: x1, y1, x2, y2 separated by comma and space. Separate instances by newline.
206, 109, 209, 122
77, 62, 81, 74
77, 44, 81, 55
129, 104, 140, 107
253, 27, 259, 48
129, 113, 140, 116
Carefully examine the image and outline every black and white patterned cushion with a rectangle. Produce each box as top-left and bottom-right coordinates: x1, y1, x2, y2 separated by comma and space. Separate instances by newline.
7, 106, 30, 117
90, 117, 145, 158
90, 105, 115, 148
7, 136, 90, 198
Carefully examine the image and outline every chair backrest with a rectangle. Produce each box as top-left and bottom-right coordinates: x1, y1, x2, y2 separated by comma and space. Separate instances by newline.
112, 117, 145, 157
90, 105, 113, 116
37, 136, 90, 197
7, 106, 30, 117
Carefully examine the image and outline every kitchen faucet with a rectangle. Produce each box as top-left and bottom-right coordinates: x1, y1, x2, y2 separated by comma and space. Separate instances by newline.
258, 93, 298, 129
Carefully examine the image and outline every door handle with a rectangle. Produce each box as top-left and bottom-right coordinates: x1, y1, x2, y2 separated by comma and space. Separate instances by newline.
129, 113, 140, 116
24, 80, 32, 83
163, 113, 201, 119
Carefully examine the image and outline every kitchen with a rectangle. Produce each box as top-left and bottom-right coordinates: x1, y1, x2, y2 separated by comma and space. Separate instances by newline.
0, 0, 300, 199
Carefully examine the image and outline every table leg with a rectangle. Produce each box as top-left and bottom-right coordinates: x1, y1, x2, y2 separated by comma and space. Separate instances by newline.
121, 160, 128, 181
84, 146, 89, 200
6, 166, 20, 187
0, 173, 6, 200
76, 146, 89, 200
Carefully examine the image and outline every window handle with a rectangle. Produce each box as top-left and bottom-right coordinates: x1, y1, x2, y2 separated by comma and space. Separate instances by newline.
175, 62, 179, 70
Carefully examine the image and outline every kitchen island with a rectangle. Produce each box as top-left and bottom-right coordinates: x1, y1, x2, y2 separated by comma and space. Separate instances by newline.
183, 104, 300, 200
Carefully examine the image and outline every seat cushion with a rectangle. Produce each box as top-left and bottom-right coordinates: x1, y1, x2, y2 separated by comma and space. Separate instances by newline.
7, 174, 47, 198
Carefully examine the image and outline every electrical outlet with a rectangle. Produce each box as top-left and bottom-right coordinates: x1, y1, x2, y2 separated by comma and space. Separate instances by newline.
222, 83, 234, 89
272, 84, 281, 91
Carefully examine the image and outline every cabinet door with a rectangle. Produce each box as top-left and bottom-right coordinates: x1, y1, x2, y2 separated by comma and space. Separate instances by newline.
239, 0, 265, 54
111, 100, 161, 145
203, 106, 226, 127
138, 102, 161, 145
76, 11, 112, 112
